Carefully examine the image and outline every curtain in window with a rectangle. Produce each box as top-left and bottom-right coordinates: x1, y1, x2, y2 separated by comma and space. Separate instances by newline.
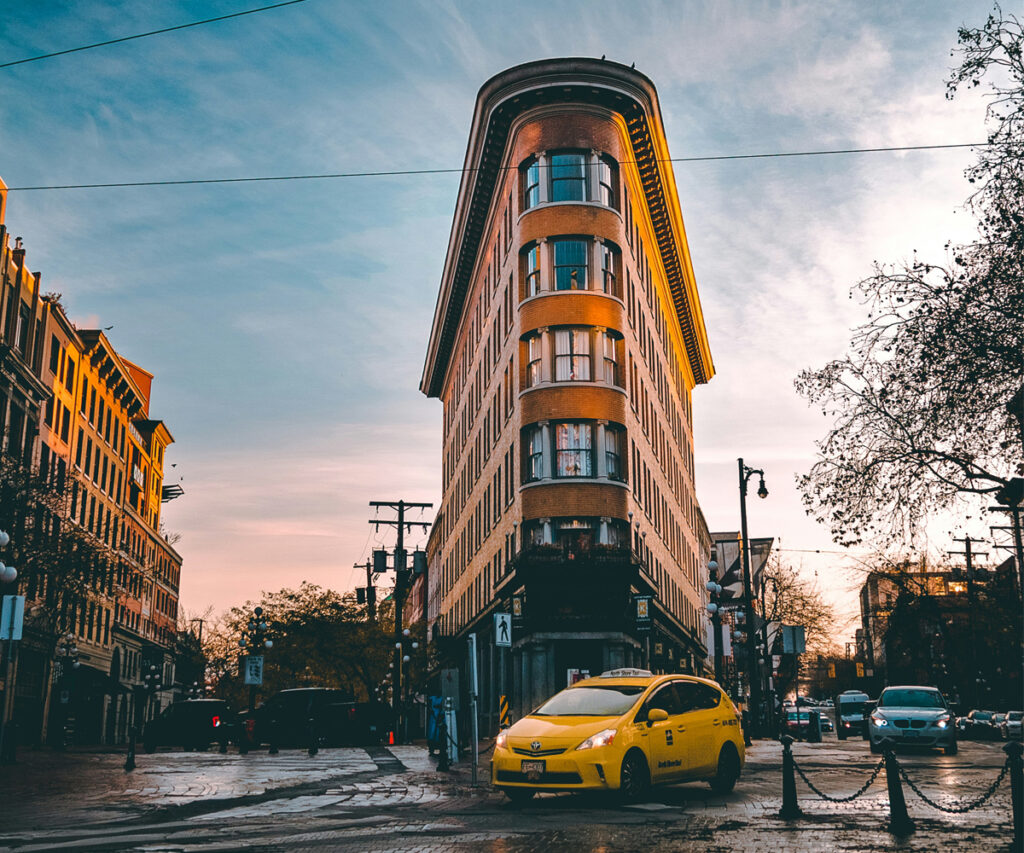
555, 422, 593, 477
603, 334, 618, 384
554, 239, 588, 290
529, 428, 545, 480
550, 153, 587, 201
527, 335, 543, 386
605, 428, 622, 480
526, 245, 541, 295
554, 329, 591, 381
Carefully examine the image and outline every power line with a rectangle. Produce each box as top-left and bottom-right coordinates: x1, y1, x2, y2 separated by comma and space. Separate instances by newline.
3, 142, 989, 192
0, 0, 309, 70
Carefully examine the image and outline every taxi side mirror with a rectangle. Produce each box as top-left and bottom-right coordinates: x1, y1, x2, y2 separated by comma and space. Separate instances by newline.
647, 708, 669, 726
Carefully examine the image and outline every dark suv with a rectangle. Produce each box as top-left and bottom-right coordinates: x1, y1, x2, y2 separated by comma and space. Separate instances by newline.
239, 688, 393, 749
143, 699, 232, 752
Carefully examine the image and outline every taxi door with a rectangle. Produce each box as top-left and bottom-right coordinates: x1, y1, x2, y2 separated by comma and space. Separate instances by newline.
675, 682, 724, 777
638, 682, 685, 783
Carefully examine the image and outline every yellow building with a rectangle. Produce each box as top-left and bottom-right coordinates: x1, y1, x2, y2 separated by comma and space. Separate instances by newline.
421, 60, 715, 719
0, 179, 182, 746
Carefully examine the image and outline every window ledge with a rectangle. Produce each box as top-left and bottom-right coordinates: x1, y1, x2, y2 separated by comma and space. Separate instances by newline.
520, 290, 624, 309
518, 200, 622, 224
519, 382, 627, 399
520, 478, 629, 490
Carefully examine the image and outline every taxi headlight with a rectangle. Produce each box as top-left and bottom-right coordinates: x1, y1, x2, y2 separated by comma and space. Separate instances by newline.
576, 728, 617, 750
871, 715, 888, 726
495, 730, 509, 750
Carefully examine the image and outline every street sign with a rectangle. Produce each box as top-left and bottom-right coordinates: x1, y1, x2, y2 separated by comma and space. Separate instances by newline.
0, 595, 24, 641
243, 655, 264, 685
781, 625, 806, 654
441, 667, 460, 710
494, 613, 512, 647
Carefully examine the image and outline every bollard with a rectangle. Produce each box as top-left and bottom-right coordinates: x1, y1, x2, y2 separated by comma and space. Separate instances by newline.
882, 740, 915, 835
1006, 741, 1023, 853
307, 717, 318, 757
436, 710, 450, 773
778, 734, 803, 819
124, 730, 137, 772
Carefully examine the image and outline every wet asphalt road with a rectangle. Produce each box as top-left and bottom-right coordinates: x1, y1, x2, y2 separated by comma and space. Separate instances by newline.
0, 735, 1016, 851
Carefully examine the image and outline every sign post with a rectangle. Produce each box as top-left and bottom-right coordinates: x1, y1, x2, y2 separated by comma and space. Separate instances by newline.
468, 633, 479, 786
0, 595, 25, 763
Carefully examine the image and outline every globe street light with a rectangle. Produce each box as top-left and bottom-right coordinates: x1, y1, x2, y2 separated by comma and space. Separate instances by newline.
738, 458, 769, 739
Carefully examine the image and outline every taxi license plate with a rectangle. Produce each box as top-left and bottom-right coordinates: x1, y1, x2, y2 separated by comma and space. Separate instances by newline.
521, 759, 545, 780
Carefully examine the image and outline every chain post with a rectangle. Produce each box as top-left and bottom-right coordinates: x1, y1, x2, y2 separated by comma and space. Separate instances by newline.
778, 734, 802, 819
882, 740, 915, 836
1007, 741, 1023, 853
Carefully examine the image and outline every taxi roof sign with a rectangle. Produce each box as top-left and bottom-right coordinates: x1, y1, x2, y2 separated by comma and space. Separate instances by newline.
598, 668, 653, 678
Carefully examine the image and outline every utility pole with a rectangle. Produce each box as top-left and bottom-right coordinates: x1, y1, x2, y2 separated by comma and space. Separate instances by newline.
949, 536, 988, 706
369, 500, 432, 743
991, 478, 1024, 715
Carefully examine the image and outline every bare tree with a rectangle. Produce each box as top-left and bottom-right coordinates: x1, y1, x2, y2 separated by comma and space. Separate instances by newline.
797, 6, 1024, 547
762, 557, 838, 657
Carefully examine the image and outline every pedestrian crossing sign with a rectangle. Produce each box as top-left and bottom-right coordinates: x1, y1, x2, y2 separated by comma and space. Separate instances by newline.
494, 613, 512, 647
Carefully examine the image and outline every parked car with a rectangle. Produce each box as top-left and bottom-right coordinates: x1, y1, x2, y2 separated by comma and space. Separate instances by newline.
784, 709, 823, 742
962, 709, 999, 740
820, 714, 834, 733
867, 685, 957, 755
491, 669, 745, 802
143, 699, 232, 752
1000, 711, 1023, 740
835, 690, 871, 740
238, 688, 394, 749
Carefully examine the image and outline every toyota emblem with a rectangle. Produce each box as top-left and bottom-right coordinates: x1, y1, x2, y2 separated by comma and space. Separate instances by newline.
531, 741, 542, 752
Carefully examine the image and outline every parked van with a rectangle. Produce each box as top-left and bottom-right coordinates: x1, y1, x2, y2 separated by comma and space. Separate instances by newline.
835, 690, 871, 740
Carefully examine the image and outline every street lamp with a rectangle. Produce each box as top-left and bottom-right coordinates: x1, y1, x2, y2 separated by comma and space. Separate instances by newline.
238, 606, 271, 755
738, 458, 769, 739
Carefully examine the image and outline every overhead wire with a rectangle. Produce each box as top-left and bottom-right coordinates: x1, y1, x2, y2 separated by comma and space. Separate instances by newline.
2, 142, 990, 192
0, 0, 309, 70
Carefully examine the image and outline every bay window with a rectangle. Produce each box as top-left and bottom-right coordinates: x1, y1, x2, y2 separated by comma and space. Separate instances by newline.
604, 425, 624, 481
526, 334, 543, 386
523, 157, 541, 209
525, 244, 541, 296
528, 427, 545, 481
554, 328, 591, 381
597, 156, 618, 208
553, 239, 588, 290
550, 152, 588, 201
554, 422, 593, 477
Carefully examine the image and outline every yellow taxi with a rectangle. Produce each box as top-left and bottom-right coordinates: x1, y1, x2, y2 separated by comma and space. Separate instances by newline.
491, 668, 744, 802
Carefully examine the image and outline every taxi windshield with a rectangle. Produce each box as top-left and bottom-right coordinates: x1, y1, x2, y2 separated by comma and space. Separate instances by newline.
533, 685, 646, 717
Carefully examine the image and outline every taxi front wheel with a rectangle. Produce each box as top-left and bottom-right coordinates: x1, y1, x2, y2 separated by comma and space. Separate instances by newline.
618, 750, 650, 802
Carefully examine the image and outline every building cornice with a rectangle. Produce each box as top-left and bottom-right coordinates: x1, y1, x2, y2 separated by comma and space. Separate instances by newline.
421, 58, 715, 399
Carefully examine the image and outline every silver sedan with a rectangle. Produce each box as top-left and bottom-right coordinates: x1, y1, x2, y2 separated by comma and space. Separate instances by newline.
868, 685, 958, 755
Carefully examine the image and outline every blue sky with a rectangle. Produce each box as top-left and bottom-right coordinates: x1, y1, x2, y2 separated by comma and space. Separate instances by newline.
0, 0, 999, 639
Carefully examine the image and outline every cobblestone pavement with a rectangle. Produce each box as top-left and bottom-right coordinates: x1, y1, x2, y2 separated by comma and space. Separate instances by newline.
0, 735, 1016, 851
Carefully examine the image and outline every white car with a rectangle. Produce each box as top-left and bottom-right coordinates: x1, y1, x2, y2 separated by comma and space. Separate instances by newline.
868, 686, 957, 755
1001, 711, 1023, 740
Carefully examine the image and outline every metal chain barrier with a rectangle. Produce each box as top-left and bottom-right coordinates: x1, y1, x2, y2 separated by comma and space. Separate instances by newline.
793, 756, 886, 803
898, 759, 1009, 814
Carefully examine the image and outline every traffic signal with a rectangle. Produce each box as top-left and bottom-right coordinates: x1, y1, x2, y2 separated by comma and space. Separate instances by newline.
356, 588, 366, 604
856, 662, 865, 678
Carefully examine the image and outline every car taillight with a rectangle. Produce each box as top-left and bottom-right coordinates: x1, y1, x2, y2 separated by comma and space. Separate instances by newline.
388, 730, 395, 745
212, 715, 221, 728
246, 718, 256, 735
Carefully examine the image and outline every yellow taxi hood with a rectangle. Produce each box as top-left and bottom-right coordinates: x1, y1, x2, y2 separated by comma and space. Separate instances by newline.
510, 715, 622, 740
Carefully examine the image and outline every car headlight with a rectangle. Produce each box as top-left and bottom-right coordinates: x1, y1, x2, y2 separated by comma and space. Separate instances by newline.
936, 715, 950, 729
871, 715, 888, 726
495, 730, 509, 750
576, 728, 617, 750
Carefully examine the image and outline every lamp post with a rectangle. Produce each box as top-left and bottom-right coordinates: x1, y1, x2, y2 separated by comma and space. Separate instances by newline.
738, 459, 769, 739
705, 561, 724, 684
0, 529, 18, 764
56, 633, 80, 749
237, 606, 272, 754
